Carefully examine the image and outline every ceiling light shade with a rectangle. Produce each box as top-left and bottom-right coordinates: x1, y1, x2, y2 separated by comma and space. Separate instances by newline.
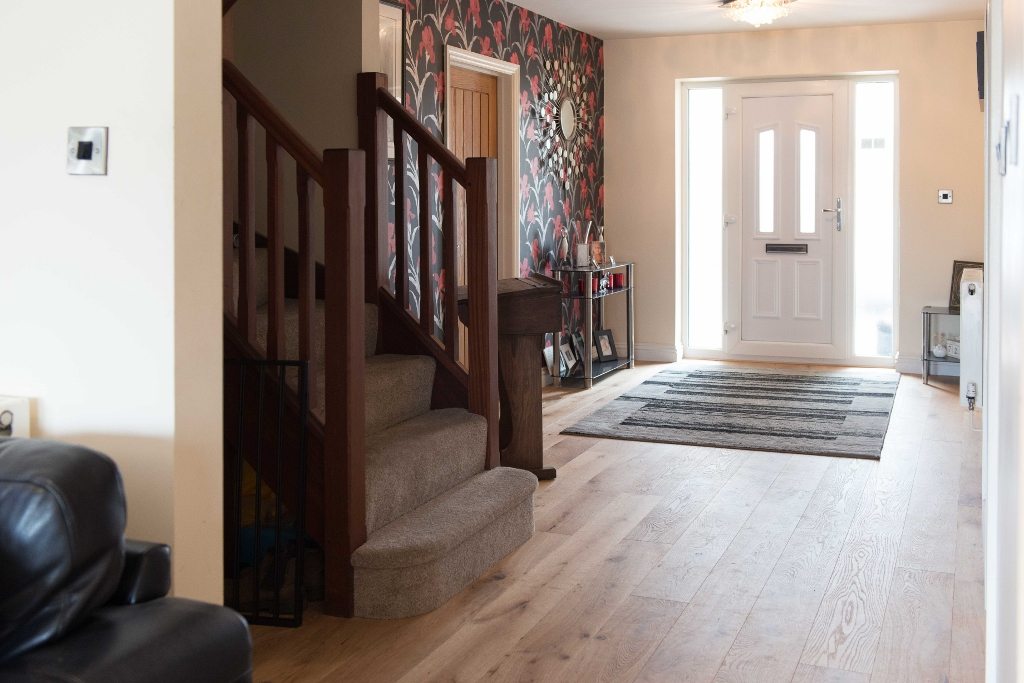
722, 0, 795, 28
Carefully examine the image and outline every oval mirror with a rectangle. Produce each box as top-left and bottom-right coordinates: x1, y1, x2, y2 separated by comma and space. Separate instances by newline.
558, 98, 577, 140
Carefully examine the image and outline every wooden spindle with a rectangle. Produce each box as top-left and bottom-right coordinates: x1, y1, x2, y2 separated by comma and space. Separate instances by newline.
465, 158, 499, 469
323, 149, 367, 618
296, 168, 314, 362
357, 73, 389, 304
418, 147, 433, 335
442, 176, 458, 360
266, 138, 285, 359
236, 106, 257, 343
393, 121, 407, 310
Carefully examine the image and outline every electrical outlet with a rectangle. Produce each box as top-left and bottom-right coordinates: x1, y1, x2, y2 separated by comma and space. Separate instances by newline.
0, 396, 32, 437
938, 189, 954, 204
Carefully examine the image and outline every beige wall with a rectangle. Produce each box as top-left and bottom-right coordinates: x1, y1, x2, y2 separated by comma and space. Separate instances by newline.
604, 20, 985, 366
0, 0, 223, 601
229, 0, 377, 152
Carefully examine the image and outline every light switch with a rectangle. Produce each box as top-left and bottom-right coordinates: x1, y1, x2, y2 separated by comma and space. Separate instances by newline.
67, 127, 108, 175
938, 189, 953, 204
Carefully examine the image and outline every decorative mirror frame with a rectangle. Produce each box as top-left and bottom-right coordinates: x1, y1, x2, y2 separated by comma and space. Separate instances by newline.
532, 48, 591, 189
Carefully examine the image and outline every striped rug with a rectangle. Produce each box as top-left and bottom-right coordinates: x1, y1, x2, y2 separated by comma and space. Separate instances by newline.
563, 367, 900, 460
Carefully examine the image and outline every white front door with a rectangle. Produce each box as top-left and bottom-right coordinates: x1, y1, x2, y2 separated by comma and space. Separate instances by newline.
725, 81, 849, 359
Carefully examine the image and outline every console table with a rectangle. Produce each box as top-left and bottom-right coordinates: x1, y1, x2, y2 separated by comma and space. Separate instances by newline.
551, 262, 635, 389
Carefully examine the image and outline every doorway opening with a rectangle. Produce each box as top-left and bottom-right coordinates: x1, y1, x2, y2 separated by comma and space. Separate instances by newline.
682, 77, 898, 364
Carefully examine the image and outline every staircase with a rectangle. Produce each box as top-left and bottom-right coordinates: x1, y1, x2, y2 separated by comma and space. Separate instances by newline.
222, 61, 536, 618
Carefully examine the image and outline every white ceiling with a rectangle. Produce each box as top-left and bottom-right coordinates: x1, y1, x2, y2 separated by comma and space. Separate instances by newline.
512, 0, 985, 40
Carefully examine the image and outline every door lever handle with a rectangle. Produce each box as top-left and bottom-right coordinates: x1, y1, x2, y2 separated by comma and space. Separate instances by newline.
822, 198, 843, 232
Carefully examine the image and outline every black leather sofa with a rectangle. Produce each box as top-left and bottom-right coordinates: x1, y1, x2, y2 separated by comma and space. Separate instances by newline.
0, 438, 252, 682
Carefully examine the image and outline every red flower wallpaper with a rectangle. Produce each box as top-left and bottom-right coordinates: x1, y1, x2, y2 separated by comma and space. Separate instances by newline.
391, 0, 604, 342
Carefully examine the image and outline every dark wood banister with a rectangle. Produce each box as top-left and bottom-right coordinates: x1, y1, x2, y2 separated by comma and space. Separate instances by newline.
223, 60, 325, 186
358, 72, 500, 469
375, 93, 468, 186
223, 58, 366, 618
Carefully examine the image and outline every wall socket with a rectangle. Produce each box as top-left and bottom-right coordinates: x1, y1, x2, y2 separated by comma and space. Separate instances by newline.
0, 396, 32, 437
938, 189, 954, 204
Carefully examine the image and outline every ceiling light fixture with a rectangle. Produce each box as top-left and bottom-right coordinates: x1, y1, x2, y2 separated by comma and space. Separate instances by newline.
721, 0, 795, 28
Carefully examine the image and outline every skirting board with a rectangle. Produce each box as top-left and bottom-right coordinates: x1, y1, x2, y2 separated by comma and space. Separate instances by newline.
616, 343, 681, 363
895, 355, 959, 377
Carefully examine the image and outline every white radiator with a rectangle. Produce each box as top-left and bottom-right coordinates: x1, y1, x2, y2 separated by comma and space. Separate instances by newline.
960, 268, 984, 409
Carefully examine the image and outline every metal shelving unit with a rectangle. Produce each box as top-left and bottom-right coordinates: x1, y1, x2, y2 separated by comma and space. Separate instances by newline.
921, 306, 960, 385
552, 262, 635, 389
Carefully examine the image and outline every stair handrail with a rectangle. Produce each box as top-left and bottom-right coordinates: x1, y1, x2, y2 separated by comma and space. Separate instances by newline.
358, 72, 500, 469
223, 59, 324, 185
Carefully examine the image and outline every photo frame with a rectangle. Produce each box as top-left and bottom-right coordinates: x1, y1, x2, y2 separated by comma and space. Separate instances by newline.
594, 329, 618, 362
589, 240, 606, 267
559, 340, 578, 377
378, 1, 405, 159
572, 331, 599, 364
542, 345, 556, 377
949, 260, 984, 312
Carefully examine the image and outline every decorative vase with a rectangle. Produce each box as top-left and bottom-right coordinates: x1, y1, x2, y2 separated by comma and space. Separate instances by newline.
931, 344, 947, 358
556, 232, 570, 265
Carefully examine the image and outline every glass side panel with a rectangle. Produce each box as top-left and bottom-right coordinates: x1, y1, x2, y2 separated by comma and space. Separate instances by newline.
686, 88, 724, 350
853, 81, 896, 358
758, 129, 775, 233
799, 128, 817, 234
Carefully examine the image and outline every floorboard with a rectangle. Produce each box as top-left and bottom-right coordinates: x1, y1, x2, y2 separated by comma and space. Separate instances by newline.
249, 361, 983, 683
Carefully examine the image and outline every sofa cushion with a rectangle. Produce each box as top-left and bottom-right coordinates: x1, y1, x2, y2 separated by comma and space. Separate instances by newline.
0, 439, 126, 663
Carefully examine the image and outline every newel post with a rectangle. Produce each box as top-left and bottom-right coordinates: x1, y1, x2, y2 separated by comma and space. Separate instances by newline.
357, 73, 389, 307
323, 148, 367, 617
465, 157, 500, 469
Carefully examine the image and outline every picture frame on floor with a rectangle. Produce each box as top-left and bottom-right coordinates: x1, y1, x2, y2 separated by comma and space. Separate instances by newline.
572, 331, 599, 363
559, 340, 578, 376
594, 329, 617, 362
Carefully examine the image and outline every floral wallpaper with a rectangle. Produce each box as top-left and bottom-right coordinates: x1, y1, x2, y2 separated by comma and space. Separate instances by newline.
390, 0, 604, 344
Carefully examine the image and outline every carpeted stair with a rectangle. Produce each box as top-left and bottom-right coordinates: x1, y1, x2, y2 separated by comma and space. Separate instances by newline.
238, 247, 537, 618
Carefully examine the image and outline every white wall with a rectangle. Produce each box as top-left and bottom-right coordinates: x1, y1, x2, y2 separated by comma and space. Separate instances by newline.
986, 0, 1024, 678
604, 20, 985, 365
0, 0, 223, 602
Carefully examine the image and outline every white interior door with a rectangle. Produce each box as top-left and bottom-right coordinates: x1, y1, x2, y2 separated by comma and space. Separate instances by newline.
725, 81, 849, 359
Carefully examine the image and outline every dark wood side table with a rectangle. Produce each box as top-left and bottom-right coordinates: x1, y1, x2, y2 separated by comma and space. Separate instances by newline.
459, 275, 561, 480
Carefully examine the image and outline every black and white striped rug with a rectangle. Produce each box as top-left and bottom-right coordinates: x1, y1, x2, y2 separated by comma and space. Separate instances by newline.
563, 367, 899, 460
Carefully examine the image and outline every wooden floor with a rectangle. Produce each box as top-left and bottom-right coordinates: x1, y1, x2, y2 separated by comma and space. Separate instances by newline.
252, 360, 984, 683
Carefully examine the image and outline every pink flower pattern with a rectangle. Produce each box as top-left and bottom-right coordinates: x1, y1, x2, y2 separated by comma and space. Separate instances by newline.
391, 0, 604, 342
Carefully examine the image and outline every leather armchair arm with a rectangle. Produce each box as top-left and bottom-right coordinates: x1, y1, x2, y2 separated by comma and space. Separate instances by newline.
109, 540, 171, 605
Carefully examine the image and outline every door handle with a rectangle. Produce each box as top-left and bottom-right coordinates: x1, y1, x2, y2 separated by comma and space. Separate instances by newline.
822, 197, 843, 232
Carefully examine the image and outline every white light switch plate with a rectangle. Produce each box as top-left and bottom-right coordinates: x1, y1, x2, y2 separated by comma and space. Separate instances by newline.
67, 126, 108, 175
0, 396, 31, 437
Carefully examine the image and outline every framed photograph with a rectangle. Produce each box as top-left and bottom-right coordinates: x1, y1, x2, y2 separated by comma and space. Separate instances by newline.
595, 329, 618, 362
559, 341, 578, 376
542, 345, 556, 377
949, 260, 984, 312
0, 396, 31, 437
572, 331, 599, 364
589, 240, 606, 266
379, 1, 405, 159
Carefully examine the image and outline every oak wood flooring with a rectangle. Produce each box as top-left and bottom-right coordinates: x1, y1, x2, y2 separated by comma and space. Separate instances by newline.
251, 360, 984, 682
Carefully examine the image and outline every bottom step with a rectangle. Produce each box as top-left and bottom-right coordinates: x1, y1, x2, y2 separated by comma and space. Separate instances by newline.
352, 467, 537, 619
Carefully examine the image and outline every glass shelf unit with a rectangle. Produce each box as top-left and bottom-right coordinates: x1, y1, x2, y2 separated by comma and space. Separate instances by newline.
921, 306, 959, 385
551, 262, 635, 389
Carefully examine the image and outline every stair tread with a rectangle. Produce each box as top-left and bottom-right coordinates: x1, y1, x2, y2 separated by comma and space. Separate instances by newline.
353, 467, 538, 570
366, 408, 487, 534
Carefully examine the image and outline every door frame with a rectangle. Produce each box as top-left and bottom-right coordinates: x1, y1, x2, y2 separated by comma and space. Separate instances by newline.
679, 74, 900, 367
444, 46, 521, 280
